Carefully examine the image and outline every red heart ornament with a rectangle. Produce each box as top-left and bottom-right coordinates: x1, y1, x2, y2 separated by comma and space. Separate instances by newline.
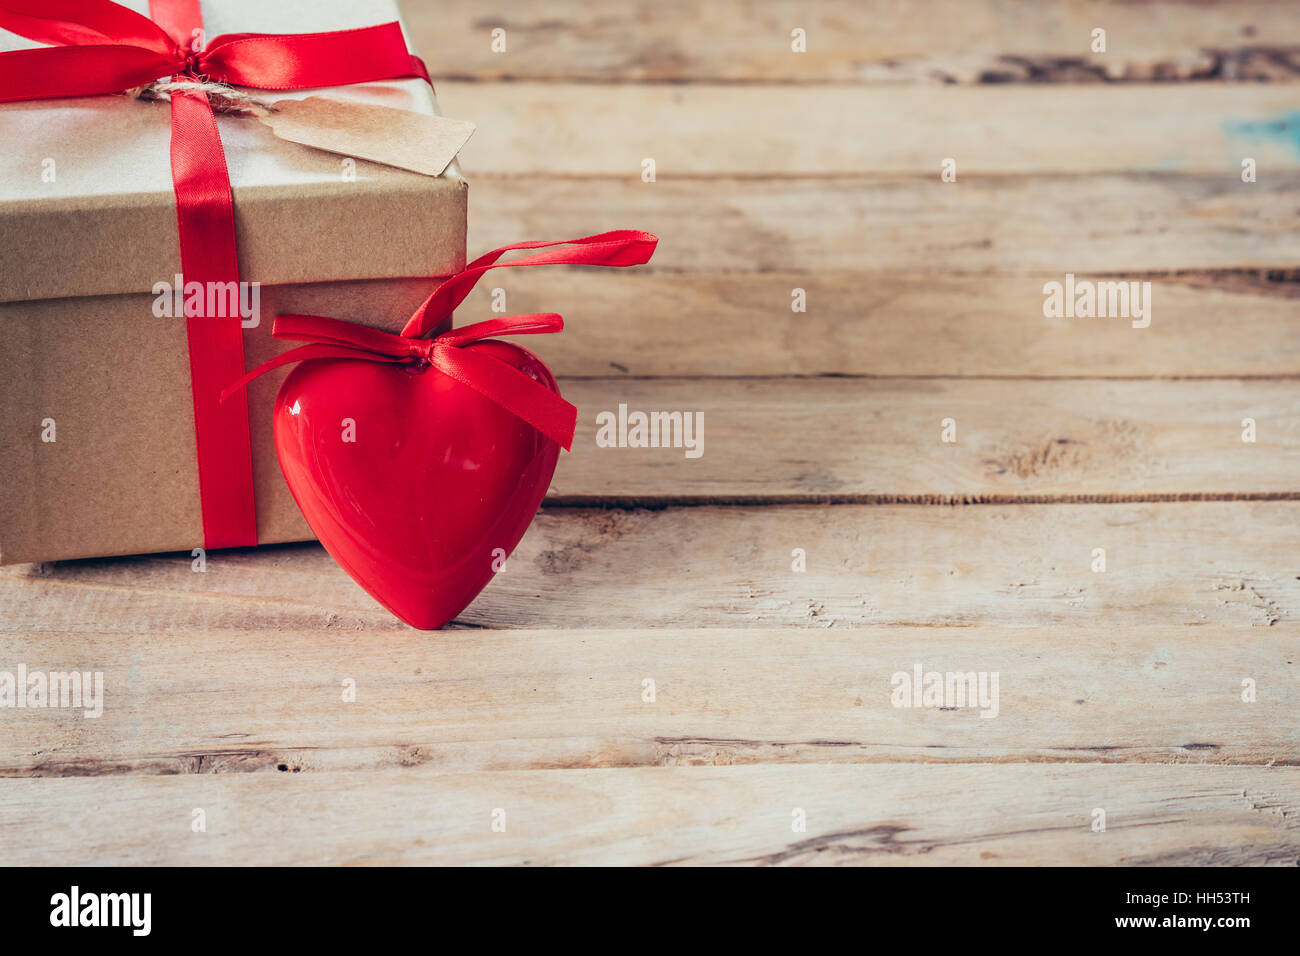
273, 341, 561, 629
221, 232, 657, 628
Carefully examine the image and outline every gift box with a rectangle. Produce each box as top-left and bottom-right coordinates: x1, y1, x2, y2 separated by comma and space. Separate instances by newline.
0, 0, 467, 564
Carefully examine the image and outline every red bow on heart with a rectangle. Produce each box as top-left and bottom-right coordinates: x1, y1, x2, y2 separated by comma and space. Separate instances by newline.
222, 230, 661, 451
223, 313, 579, 448
221, 230, 658, 629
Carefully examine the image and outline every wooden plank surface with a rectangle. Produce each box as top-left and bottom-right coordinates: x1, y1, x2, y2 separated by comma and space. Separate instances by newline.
2, 626, 1293, 776
552, 378, 1300, 500
469, 175, 1300, 274
5, 0, 1296, 870
461, 271, 1300, 377
2, 764, 1296, 865
4, 501, 1299, 630
448, 83, 1300, 176
408, 0, 1300, 84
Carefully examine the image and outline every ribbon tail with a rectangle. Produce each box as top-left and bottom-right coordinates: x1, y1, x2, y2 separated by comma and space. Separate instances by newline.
219, 343, 401, 403
273, 313, 415, 354
431, 347, 577, 451
435, 313, 563, 348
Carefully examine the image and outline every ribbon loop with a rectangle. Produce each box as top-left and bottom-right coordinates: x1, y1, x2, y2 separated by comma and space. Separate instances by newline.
402, 231, 658, 338
221, 312, 578, 450
0, 43, 178, 102
0, 3, 429, 99
197, 23, 429, 89
0, 0, 177, 53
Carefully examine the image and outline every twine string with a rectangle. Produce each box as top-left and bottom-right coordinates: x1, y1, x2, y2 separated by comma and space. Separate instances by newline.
128, 79, 277, 116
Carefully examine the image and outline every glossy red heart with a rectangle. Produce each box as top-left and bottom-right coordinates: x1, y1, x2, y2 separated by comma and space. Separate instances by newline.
272, 340, 560, 629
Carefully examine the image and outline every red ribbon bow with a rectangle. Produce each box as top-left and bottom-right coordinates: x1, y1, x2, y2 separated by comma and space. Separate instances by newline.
0, 0, 432, 549
222, 231, 661, 451
0, 0, 429, 102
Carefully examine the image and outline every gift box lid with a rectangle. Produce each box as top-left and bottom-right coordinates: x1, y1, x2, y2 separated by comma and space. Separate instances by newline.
0, 0, 467, 304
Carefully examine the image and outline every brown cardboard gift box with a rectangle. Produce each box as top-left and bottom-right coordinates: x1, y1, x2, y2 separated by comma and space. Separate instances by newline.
0, 0, 467, 564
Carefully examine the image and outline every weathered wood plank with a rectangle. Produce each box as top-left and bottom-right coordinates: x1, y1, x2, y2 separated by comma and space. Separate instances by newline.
551, 378, 1300, 500
2, 764, 1297, 864
3, 502, 1299, 629
448, 83, 1300, 176
460, 271, 1300, 377
405, 0, 1300, 84
469, 175, 1300, 274
0, 626, 1292, 776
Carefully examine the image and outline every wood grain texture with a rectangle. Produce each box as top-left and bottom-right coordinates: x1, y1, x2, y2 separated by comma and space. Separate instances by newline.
4, 501, 1299, 630
468, 175, 1300, 274
552, 377, 1300, 500
1, 626, 1292, 777
2, 764, 1296, 864
447, 83, 1300, 176
2, 0, 1291, 868
460, 270, 1300, 377
405, 0, 1300, 84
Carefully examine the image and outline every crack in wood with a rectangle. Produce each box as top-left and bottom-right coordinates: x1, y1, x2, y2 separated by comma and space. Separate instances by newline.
544, 492, 1300, 509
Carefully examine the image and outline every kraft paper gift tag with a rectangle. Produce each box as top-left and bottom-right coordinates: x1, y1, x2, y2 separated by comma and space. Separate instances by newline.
259, 96, 475, 176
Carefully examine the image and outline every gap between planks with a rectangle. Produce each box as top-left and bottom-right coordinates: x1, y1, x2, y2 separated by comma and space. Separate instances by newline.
543, 493, 1300, 508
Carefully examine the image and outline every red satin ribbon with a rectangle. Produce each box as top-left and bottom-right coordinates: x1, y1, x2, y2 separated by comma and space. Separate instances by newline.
0, 1, 429, 102
222, 313, 578, 449
222, 231, 660, 452
0, 0, 431, 548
